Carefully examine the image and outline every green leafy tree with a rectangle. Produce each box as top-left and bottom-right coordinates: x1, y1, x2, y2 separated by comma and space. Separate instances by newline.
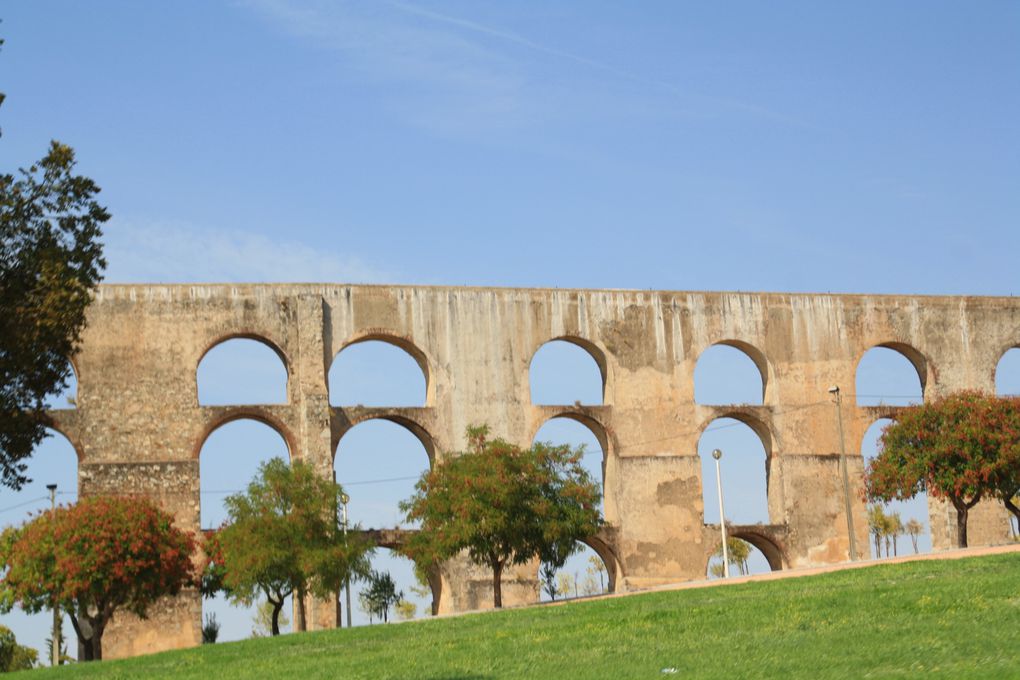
394, 599, 417, 621
886, 512, 903, 557
0, 624, 37, 671
867, 504, 888, 557
1, 140, 108, 490
0, 496, 195, 661
865, 391, 1015, 548
206, 459, 373, 636
401, 426, 602, 608
713, 536, 752, 575
905, 518, 924, 554
360, 571, 402, 623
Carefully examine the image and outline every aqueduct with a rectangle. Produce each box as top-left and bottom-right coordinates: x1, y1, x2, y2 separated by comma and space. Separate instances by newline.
46, 284, 1019, 657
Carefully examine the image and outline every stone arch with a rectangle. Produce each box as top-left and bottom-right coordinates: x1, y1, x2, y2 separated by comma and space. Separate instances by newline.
196, 333, 290, 406
333, 413, 436, 465
697, 410, 775, 459
192, 409, 297, 461
579, 535, 621, 594
694, 339, 769, 405
705, 530, 786, 577
995, 344, 1020, 396
698, 414, 774, 526
331, 331, 433, 407
40, 417, 84, 463
530, 411, 607, 517
855, 342, 929, 406
529, 336, 608, 405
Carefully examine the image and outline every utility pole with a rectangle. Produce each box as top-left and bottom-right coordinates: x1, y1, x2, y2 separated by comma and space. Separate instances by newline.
829, 386, 859, 561
712, 449, 730, 578
46, 484, 60, 667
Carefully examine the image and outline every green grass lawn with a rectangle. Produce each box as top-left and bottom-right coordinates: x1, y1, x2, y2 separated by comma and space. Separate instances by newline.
19, 553, 1020, 679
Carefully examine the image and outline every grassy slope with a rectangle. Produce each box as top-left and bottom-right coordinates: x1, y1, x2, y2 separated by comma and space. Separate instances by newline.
20, 553, 1020, 680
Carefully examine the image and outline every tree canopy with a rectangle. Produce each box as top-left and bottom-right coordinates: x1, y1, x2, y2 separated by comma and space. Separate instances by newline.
865, 391, 1020, 548
1, 141, 108, 489
400, 426, 602, 608
205, 458, 373, 636
0, 496, 195, 661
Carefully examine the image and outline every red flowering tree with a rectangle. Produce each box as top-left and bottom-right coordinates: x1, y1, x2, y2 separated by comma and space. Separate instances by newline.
0, 496, 196, 661
400, 426, 602, 608
987, 396, 1020, 529
865, 391, 1019, 548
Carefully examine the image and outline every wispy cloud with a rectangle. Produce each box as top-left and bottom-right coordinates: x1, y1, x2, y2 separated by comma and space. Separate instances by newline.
102, 218, 391, 284
240, 0, 808, 134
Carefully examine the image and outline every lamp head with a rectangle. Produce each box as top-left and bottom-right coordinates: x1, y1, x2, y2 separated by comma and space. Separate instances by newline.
339, 492, 350, 505
45, 483, 57, 492
711, 449, 722, 460
828, 385, 840, 395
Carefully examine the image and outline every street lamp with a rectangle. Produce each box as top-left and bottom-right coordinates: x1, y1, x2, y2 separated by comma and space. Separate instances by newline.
46, 484, 59, 667
711, 449, 730, 578
340, 491, 352, 629
829, 386, 859, 561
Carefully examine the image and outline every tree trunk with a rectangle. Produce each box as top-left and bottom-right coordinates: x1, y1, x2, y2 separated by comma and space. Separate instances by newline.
874, 534, 881, 558
296, 585, 307, 632
68, 610, 102, 662
1004, 498, 1020, 539
271, 600, 283, 636
911, 535, 919, 554
954, 502, 969, 548
492, 559, 504, 608
893, 536, 898, 557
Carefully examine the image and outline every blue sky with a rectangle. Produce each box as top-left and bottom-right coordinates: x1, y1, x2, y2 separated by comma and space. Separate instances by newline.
2, 0, 1020, 657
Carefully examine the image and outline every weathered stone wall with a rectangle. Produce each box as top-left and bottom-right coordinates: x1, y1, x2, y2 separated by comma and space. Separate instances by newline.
49, 284, 1020, 657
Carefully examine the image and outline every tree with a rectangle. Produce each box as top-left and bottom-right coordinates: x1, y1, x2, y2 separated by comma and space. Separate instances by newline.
587, 555, 607, 593
251, 600, 289, 638
867, 505, 887, 558
0, 624, 36, 671
713, 536, 752, 575
556, 572, 576, 600
360, 571, 402, 623
400, 426, 602, 608
395, 599, 417, 621
540, 562, 559, 601
865, 391, 1016, 548
0, 496, 195, 661
886, 512, 903, 557
205, 459, 373, 637
905, 518, 924, 554
1, 141, 109, 490
985, 397, 1020, 531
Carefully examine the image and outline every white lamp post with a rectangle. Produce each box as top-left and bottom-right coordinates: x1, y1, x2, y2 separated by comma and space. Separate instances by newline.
712, 449, 730, 578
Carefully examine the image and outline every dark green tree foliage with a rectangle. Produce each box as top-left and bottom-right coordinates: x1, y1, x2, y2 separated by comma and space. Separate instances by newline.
0, 138, 108, 489
401, 426, 602, 608
0, 624, 36, 671
207, 459, 373, 636
360, 571, 402, 623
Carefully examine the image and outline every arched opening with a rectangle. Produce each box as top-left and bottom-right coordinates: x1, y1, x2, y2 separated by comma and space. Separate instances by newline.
529, 339, 605, 405
533, 417, 606, 515
334, 419, 433, 621
861, 418, 931, 558
329, 339, 427, 407
855, 345, 925, 407
0, 428, 78, 659
353, 547, 436, 625
197, 337, 288, 406
694, 342, 767, 405
43, 360, 78, 410
199, 419, 291, 640
538, 541, 612, 602
996, 347, 1020, 396
705, 536, 775, 579
699, 417, 771, 526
